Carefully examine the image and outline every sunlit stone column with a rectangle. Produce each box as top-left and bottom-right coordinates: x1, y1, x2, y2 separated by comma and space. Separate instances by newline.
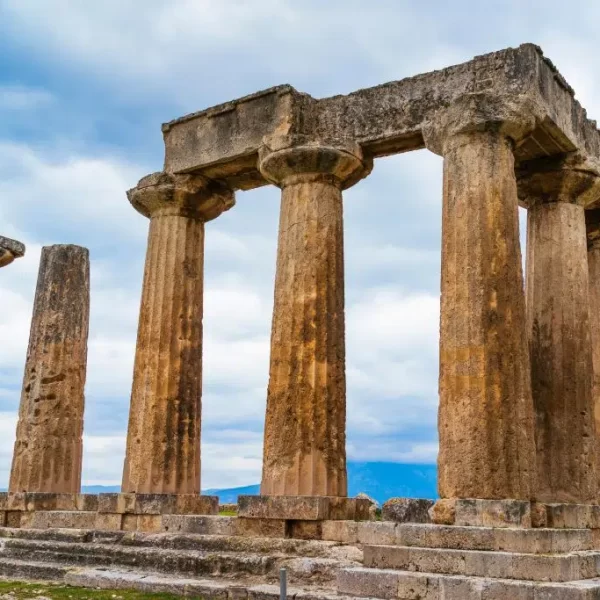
519, 155, 600, 503
10, 245, 89, 493
122, 172, 234, 494
423, 96, 537, 500
258, 141, 371, 496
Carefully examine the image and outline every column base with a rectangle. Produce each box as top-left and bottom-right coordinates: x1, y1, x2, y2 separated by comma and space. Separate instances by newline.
0, 492, 219, 531
431, 498, 600, 529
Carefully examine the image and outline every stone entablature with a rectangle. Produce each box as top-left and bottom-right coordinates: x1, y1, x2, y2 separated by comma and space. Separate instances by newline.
161, 44, 600, 195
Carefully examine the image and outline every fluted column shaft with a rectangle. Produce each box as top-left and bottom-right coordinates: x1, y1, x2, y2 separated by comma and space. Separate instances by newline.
587, 211, 600, 503
590, 241, 600, 462
435, 130, 536, 499
259, 144, 370, 496
10, 245, 89, 493
122, 172, 234, 494
525, 203, 595, 502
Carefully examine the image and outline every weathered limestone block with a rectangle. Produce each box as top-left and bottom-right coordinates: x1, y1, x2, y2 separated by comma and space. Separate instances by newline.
98, 493, 218, 515
423, 95, 537, 500
258, 140, 371, 497
519, 154, 600, 503
9, 245, 89, 494
453, 499, 531, 528
237, 494, 370, 521
122, 172, 234, 494
381, 498, 433, 523
0, 235, 25, 268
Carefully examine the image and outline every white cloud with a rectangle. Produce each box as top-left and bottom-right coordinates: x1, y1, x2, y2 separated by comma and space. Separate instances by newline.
0, 85, 54, 111
5, 0, 581, 490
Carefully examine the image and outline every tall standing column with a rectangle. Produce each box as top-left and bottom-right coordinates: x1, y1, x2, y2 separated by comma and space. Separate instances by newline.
10, 245, 89, 493
423, 97, 537, 500
519, 157, 600, 503
259, 142, 371, 496
122, 172, 234, 494
587, 210, 600, 496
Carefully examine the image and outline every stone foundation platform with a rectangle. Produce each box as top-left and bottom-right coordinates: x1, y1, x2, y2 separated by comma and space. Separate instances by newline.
4, 496, 600, 598
0, 492, 219, 531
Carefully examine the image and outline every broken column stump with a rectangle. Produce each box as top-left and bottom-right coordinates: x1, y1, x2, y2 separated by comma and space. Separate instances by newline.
9, 245, 90, 494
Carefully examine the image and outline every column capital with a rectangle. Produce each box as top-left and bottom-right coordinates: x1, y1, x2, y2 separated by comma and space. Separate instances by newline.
517, 152, 600, 208
0, 236, 25, 268
422, 93, 541, 156
258, 135, 372, 189
127, 172, 235, 221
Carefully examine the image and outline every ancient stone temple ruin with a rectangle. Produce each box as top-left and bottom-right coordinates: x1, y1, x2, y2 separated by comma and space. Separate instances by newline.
3, 43, 600, 598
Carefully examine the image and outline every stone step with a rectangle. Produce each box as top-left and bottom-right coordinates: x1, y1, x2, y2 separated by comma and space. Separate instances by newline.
66, 566, 367, 600
0, 526, 361, 561
0, 557, 369, 600
396, 523, 596, 553
338, 567, 600, 600
0, 537, 357, 586
0, 557, 71, 581
363, 544, 600, 582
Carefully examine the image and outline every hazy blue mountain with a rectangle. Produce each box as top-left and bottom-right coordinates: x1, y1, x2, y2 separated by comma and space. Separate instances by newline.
74, 462, 438, 505
203, 484, 260, 503
204, 462, 438, 505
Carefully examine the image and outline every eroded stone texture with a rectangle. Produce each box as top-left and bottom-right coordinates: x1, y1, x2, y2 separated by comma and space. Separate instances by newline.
0, 236, 25, 268
520, 159, 600, 503
121, 172, 234, 494
258, 140, 371, 497
423, 96, 537, 500
9, 245, 89, 493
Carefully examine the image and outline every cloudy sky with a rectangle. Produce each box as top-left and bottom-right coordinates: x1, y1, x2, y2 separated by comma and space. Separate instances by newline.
1, 1, 599, 489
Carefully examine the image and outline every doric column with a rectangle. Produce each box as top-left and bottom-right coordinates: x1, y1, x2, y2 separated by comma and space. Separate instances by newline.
587, 209, 600, 501
0, 236, 25, 268
10, 245, 89, 493
423, 95, 538, 500
519, 154, 600, 503
258, 140, 371, 496
122, 172, 234, 494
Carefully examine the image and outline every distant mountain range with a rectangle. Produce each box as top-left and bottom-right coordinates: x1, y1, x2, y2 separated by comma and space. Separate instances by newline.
76, 462, 438, 505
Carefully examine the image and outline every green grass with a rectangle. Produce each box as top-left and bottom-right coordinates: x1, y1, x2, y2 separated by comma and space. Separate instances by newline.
217, 510, 237, 517
0, 580, 187, 599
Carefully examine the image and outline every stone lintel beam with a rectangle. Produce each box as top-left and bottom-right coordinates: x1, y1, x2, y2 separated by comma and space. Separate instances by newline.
163, 44, 600, 191
122, 172, 234, 495
423, 99, 537, 500
0, 236, 25, 268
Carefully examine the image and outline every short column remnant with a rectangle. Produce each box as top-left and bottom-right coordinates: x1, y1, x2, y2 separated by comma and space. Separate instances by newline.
122, 172, 234, 495
258, 138, 371, 497
9, 245, 89, 494
518, 153, 600, 504
0, 236, 25, 268
423, 94, 538, 503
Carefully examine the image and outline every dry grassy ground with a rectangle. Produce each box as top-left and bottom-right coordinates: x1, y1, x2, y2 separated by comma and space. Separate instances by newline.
0, 581, 184, 600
